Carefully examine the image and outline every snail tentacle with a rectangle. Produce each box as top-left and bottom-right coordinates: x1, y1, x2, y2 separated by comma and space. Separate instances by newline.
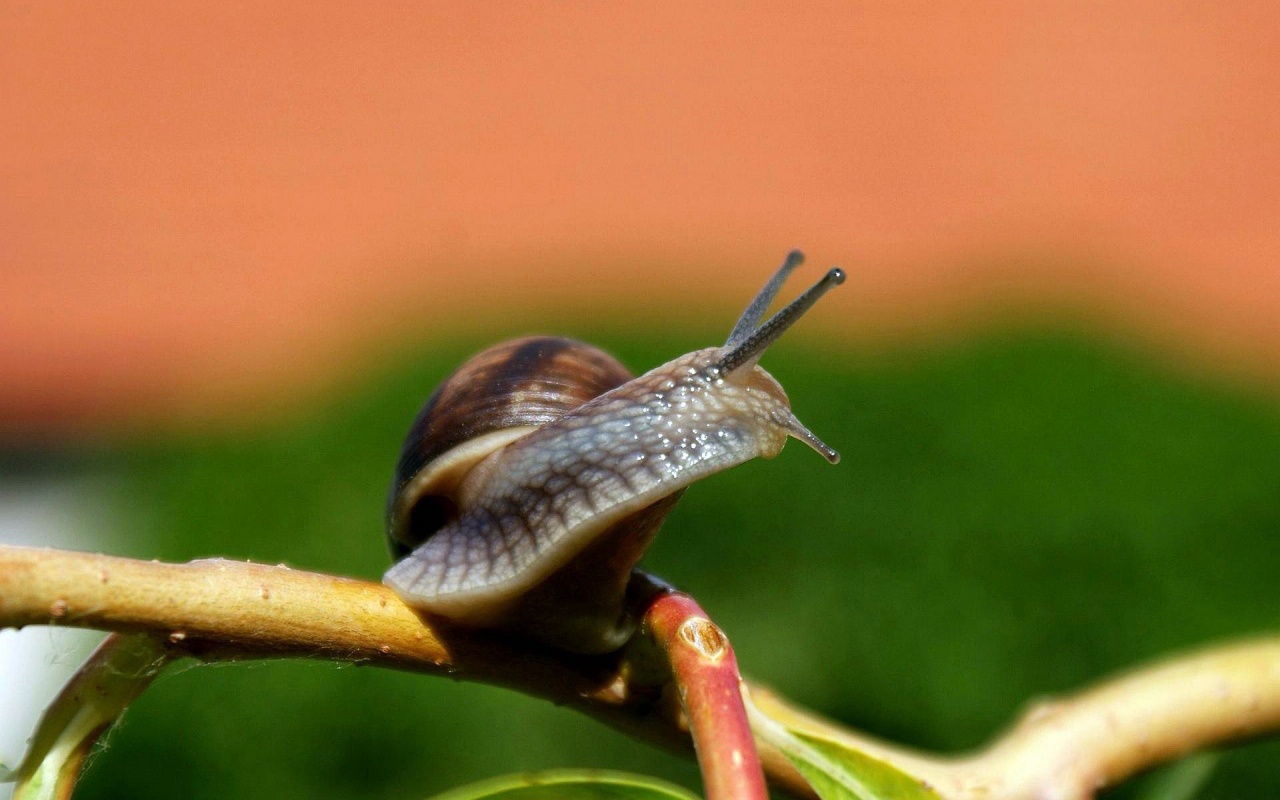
726, 249, 806, 348
717, 267, 846, 376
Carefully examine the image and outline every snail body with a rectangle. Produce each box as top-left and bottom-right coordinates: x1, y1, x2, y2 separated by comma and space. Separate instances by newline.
385, 252, 843, 653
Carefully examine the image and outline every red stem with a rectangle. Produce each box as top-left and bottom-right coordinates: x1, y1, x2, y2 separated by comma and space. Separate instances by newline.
642, 592, 768, 800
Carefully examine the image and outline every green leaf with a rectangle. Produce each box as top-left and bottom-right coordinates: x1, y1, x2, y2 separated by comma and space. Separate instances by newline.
745, 698, 939, 800
1134, 752, 1220, 800
8, 634, 174, 800
425, 769, 700, 800
785, 731, 941, 800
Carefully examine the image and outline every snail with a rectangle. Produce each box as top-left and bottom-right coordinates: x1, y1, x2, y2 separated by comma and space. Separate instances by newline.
384, 251, 843, 653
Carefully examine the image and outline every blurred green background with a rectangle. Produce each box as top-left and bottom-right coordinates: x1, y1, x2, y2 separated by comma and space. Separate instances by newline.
5, 5, 1279, 798
68, 320, 1280, 799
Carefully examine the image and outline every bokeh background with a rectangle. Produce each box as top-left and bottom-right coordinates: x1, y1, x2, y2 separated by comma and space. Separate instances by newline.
3, 4, 1279, 798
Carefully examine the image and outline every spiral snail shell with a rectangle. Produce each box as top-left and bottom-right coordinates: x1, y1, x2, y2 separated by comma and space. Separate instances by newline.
384, 251, 843, 653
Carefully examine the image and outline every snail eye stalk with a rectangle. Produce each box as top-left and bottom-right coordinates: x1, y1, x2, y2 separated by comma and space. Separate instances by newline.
718, 260, 845, 376
726, 249, 805, 348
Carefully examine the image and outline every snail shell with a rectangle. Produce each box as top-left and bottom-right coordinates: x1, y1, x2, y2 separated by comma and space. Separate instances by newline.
386, 336, 634, 560
385, 252, 843, 653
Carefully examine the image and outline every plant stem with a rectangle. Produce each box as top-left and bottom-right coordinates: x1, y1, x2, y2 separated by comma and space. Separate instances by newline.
6, 634, 173, 800
4, 545, 1280, 799
641, 591, 768, 800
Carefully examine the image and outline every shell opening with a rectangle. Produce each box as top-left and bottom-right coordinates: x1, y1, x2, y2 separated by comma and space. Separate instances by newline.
394, 495, 458, 558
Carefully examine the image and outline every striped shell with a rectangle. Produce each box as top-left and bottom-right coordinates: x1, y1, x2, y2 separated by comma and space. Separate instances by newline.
387, 336, 633, 559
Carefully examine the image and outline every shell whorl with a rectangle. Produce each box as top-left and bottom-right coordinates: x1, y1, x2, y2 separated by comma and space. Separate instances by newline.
387, 336, 632, 558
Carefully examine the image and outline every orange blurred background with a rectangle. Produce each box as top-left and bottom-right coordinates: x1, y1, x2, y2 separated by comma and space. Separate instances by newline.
4, 2, 1278, 434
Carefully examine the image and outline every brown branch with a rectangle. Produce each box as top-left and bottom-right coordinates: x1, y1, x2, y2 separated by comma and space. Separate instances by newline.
750, 637, 1280, 800
0, 546, 704, 758
3, 545, 1280, 800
